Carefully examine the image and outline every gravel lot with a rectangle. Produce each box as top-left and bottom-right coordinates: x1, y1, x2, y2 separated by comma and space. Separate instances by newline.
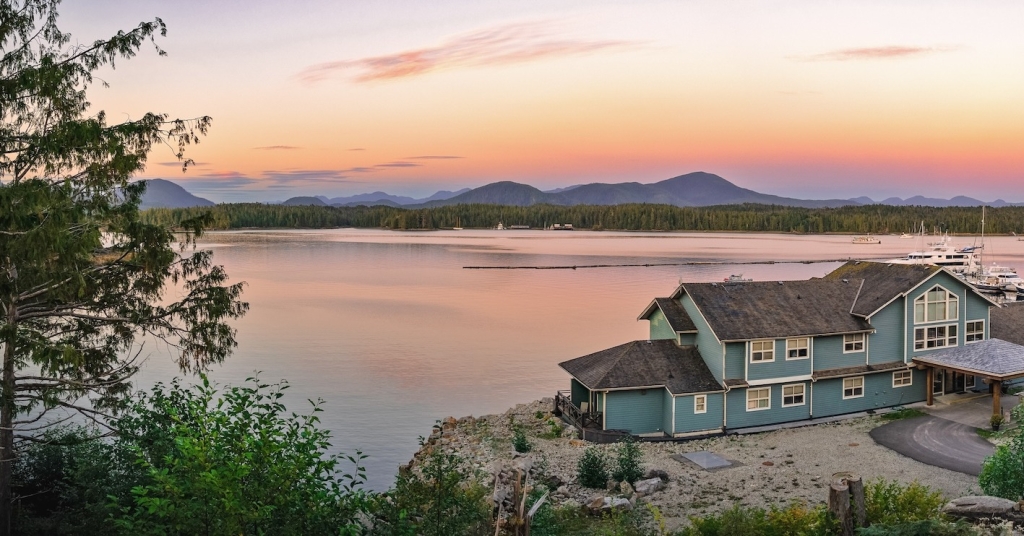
424, 398, 980, 532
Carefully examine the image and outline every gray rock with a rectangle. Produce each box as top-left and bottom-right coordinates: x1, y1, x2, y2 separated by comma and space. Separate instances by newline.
942, 496, 1019, 518
556, 485, 569, 497
493, 489, 509, 507
606, 479, 619, 491
634, 477, 665, 496
603, 497, 633, 512
644, 469, 669, 482
619, 480, 635, 498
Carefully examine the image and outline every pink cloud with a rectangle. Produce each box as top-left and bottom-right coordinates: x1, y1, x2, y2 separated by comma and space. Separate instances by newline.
794, 45, 961, 62
299, 22, 639, 83
254, 145, 300, 151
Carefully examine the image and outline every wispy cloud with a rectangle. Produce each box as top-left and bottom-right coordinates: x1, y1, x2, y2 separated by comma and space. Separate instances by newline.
406, 155, 463, 160
793, 45, 960, 62
374, 161, 421, 168
254, 145, 300, 151
299, 21, 639, 83
348, 148, 365, 151
156, 161, 210, 167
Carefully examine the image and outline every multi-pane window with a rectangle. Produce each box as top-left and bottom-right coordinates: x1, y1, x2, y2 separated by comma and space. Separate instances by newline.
786, 338, 809, 360
750, 340, 775, 363
843, 333, 865, 353
843, 376, 865, 399
966, 321, 985, 343
782, 384, 805, 407
914, 286, 959, 323
746, 387, 771, 411
694, 395, 707, 414
893, 370, 912, 387
915, 325, 957, 350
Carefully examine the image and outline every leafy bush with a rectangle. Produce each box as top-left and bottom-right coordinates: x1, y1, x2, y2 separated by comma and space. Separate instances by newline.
529, 498, 656, 536
864, 478, 945, 526
677, 502, 836, 536
980, 430, 1024, 499
612, 436, 644, 485
857, 519, 992, 536
512, 426, 533, 453
577, 446, 609, 489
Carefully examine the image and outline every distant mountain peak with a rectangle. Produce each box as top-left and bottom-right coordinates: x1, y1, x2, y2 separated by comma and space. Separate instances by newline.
137, 179, 215, 210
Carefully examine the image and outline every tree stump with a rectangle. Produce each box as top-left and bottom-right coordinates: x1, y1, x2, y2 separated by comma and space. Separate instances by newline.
848, 475, 866, 528
829, 481, 853, 536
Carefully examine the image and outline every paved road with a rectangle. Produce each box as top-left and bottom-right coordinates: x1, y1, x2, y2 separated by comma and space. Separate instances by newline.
870, 415, 995, 476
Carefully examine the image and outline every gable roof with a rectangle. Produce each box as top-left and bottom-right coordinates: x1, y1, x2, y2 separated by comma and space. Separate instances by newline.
558, 340, 722, 395
638, 298, 697, 332
992, 303, 1024, 346
678, 279, 872, 341
823, 261, 940, 317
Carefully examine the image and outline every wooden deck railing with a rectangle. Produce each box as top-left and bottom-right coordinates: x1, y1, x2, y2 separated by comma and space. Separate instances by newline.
554, 391, 603, 429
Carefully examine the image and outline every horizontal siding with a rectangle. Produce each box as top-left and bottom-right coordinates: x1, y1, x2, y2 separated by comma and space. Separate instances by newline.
605, 388, 665, 435
571, 379, 589, 409
726, 383, 811, 429
647, 308, 676, 340
868, 301, 903, 365
662, 389, 674, 434
813, 369, 927, 418
907, 272, 977, 359
682, 294, 725, 381
725, 342, 745, 379
679, 333, 696, 346
675, 393, 724, 433
746, 339, 812, 381
813, 335, 865, 371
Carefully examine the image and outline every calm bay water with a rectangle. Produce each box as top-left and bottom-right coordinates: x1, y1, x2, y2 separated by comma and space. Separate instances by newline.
138, 229, 1024, 490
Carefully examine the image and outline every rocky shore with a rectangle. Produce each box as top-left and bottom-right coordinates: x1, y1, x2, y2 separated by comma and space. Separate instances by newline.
407, 398, 979, 532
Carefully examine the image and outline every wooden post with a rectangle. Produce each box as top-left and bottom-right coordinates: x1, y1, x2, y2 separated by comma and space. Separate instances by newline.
829, 481, 854, 536
994, 380, 1002, 419
848, 475, 866, 528
926, 368, 934, 406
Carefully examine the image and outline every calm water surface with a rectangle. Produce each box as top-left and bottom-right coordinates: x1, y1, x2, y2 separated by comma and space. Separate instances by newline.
139, 230, 1024, 490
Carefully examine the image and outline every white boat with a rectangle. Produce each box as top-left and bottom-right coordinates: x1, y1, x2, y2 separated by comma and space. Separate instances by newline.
886, 234, 982, 275
723, 274, 752, 282
852, 236, 881, 244
496, 222, 506, 230
899, 233, 914, 239
969, 264, 1024, 293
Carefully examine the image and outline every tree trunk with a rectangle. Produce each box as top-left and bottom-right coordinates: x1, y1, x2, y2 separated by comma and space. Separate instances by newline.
848, 475, 866, 528
1, 319, 15, 536
829, 482, 853, 536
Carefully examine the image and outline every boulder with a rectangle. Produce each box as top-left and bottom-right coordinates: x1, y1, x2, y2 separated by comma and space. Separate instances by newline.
644, 469, 669, 482
619, 481, 635, 498
492, 488, 509, 507
587, 496, 606, 512
634, 477, 665, 496
602, 497, 633, 512
942, 496, 1022, 523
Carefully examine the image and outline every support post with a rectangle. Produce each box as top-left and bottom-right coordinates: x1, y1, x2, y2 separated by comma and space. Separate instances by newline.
994, 380, 1002, 418
926, 368, 934, 406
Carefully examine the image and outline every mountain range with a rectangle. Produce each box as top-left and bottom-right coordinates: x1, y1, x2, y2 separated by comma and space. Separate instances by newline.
137, 173, 1023, 210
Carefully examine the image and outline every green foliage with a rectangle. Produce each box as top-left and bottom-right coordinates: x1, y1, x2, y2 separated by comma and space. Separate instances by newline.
864, 478, 945, 526
111, 375, 368, 535
677, 502, 837, 536
980, 428, 1024, 500
577, 446, 609, 489
512, 426, 532, 453
142, 201, 1024, 235
371, 431, 491, 536
856, 519, 990, 536
529, 500, 657, 536
613, 436, 644, 485
881, 408, 926, 421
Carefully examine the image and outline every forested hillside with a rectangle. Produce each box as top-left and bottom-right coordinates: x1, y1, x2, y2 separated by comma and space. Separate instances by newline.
141, 202, 1024, 234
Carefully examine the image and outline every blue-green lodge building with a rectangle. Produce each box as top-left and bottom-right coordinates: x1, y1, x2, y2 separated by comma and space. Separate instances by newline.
557, 261, 1024, 438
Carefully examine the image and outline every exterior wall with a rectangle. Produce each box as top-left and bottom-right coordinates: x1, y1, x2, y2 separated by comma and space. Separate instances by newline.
570, 379, 589, 409
906, 272, 982, 360
812, 335, 864, 371
604, 388, 665, 434
745, 339, 813, 381
868, 301, 904, 365
725, 382, 812, 429
965, 291, 991, 340
679, 333, 696, 346
813, 369, 927, 418
681, 294, 725, 381
662, 389, 674, 434
724, 342, 745, 379
675, 392, 724, 433
648, 308, 676, 340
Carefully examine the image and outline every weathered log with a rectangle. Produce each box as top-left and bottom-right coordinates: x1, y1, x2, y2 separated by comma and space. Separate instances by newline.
829, 482, 854, 536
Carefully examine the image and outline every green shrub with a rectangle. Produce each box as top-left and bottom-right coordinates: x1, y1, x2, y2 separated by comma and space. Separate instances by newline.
529, 498, 655, 536
612, 436, 644, 485
577, 446, 609, 489
857, 519, 987, 536
980, 430, 1024, 499
864, 478, 945, 526
677, 502, 836, 536
512, 426, 533, 453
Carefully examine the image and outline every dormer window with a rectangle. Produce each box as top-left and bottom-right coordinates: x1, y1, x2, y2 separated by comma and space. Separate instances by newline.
914, 286, 959, 323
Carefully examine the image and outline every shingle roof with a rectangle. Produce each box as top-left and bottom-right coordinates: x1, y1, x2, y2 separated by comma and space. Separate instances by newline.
992, 303, 1024, 347
823, 261, 940, 317
912, 338, 1024, 379
679, 280, 872, 341
654, 298, 697, 332
558, 340, 722, 395
811, 361, 908, 380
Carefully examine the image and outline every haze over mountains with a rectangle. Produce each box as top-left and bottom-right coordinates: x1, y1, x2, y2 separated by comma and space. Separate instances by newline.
138, 173, 1023, 210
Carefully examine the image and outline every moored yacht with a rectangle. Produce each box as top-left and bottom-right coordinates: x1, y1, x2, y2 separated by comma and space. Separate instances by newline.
970, 264, 1024, 293
886, 234, 982, 275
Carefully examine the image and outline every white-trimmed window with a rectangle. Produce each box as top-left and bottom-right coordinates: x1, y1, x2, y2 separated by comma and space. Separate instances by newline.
694, 395, 707, 414
843, 376, 865, 399
782, 383, 805, 407
750, 340, 775, 363
746, 387, 771, 411
843, 333, 865, 353
893, 370, 912, 387
786, 338, 809, 360
966, 320, 985, 343
914, 285, 959, 323
914, 324, 957, 350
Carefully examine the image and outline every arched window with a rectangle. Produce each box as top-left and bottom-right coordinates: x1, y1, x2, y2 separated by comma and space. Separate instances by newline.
914, 285, 959, 323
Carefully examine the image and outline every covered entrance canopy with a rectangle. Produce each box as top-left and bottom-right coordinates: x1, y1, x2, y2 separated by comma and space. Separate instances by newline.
913, 338, 1024, 418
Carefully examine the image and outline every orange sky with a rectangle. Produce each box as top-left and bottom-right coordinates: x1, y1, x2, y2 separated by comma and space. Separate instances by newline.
67, 0, 1024, 202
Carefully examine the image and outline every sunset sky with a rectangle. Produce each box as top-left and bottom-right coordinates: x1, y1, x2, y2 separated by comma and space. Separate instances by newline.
65, 0, 1024, 203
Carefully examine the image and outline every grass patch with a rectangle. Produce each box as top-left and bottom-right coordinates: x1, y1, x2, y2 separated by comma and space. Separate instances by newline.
976, 428, 997, 439
881, 408, 926, 421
